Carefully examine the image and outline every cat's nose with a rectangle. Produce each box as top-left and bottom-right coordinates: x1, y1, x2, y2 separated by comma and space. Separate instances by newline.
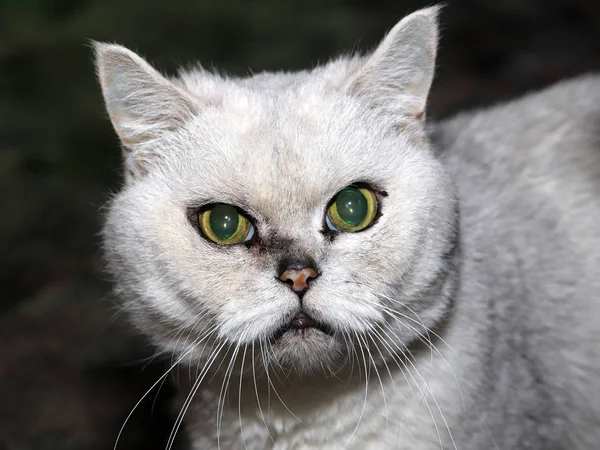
278, 265, 319, 297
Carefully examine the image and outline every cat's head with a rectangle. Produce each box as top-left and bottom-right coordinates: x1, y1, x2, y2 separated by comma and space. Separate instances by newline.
97, 7, 459, 375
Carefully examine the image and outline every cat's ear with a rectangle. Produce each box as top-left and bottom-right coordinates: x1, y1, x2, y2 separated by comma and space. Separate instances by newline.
94, 42, 197, 180
347, 7, 439, 121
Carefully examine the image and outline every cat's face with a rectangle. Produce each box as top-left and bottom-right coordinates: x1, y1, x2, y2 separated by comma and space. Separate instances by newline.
99, 7, 459, 374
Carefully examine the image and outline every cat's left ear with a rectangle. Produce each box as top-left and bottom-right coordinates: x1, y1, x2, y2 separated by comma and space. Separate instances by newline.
347, 6, 439, 121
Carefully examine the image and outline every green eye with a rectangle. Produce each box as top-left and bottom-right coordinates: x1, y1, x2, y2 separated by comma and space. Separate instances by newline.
326, 186, 378, 232
199, 204, 254, 245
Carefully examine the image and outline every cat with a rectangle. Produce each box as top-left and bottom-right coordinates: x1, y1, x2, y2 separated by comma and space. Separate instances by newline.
95, 6, 600, 450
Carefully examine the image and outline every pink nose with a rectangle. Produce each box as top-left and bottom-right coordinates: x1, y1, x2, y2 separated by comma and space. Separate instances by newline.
279, 267, 318, 294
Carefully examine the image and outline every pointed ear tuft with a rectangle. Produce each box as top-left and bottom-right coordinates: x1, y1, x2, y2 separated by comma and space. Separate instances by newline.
347, 6, 440, 121
93, 42, 197, 179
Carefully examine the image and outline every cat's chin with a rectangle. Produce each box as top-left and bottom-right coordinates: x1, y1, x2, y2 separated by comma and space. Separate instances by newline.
267, 325, 343, 374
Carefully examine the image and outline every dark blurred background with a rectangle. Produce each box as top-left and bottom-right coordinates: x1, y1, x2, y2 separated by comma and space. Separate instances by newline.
1, 0, 599, 448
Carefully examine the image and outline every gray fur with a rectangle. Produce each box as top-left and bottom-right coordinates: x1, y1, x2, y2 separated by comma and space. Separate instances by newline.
430, 75, 600, 448
96, 6, 600, 449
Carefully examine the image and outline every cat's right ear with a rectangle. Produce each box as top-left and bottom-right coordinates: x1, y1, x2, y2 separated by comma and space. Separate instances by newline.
94, 43, 196, 181
346, 7, 440, 122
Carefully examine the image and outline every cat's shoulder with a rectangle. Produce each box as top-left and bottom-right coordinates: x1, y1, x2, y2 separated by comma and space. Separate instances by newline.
431, 73, 600, 154
431, 73, 600, 183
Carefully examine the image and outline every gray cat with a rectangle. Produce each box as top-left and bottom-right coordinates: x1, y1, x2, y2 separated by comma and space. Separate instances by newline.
95, 6, 600, 449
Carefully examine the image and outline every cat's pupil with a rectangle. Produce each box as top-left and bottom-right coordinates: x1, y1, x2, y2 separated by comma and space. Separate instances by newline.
209, 204, 239, 240
336, 188, 367, 226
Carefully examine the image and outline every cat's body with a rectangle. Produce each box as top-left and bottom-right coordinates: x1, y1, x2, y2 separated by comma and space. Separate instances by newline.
432, 75, 600, 449
95, 7, 600, 450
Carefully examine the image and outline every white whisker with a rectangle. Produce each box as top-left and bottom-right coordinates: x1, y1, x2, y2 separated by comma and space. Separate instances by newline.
345, 330, 370, 447
113, 324, 218, 450
217, 343, 239, 450
378, 321, 455, 450
238, 344, 249, 450
166, 339, 228, 450
260, 339, 305, 424
356, 319, 389, 431
252, 342, 275, 444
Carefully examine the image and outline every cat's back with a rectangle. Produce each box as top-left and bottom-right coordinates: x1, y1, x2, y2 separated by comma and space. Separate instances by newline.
433, 75, 600, 449
433, 73, 600, 257
436, 74, 600, 263
434, 74, 600, 201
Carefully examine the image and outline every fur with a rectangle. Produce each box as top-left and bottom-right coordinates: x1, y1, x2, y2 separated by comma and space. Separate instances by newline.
96, 6, 600, 449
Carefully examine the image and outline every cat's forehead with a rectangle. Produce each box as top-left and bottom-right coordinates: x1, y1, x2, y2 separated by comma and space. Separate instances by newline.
174, 84, 399, 217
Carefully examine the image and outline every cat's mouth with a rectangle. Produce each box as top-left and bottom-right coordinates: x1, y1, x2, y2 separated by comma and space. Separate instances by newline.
271, 312, 334, 341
